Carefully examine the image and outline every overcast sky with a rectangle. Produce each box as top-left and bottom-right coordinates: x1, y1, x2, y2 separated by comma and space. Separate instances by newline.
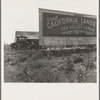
2, 0, 98, 44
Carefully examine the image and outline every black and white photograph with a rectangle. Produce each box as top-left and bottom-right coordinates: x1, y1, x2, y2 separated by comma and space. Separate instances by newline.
1, 0, 99, 100
3, 1, 97, 83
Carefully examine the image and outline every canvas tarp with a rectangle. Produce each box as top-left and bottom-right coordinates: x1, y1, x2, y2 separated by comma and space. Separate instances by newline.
15, 31, 39, 42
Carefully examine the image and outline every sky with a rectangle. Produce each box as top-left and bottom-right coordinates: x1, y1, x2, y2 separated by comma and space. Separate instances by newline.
2, 0, 98, 44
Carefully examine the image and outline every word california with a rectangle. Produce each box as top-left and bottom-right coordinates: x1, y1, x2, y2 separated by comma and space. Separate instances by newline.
47, 16, 96, 29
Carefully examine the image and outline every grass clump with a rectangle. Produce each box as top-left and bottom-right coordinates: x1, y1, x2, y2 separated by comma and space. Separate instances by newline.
14, 60, 61, 82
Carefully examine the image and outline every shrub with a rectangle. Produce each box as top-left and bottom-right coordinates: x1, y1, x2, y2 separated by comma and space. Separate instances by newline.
4, 45, 29, 64
14, 60, 61, 82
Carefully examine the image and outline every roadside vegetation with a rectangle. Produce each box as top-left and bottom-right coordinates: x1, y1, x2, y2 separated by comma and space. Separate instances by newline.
4, 44, 96, 83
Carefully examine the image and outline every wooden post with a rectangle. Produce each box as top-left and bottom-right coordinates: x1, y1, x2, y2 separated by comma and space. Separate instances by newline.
47, 48, 51, 60
73, 40, 78, 51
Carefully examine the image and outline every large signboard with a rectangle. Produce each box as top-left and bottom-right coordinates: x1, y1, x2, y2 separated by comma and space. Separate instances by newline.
39, 9, 96, 46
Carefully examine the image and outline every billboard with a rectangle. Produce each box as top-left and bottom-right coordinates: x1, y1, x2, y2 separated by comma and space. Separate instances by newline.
39, 8, 96, 46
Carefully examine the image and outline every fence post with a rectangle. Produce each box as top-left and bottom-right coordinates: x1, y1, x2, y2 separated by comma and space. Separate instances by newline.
48, 47, 51, 60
